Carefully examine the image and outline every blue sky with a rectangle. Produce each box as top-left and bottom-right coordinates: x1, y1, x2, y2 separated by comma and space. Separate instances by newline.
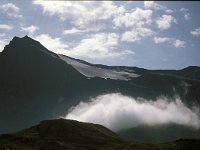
0, 1, 200, 69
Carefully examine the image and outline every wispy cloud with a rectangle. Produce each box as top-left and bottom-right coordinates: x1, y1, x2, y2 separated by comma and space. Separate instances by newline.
190, 28, 200, 37
153, 36, 186, 48
144, 1, 165, 10
63, 27, 86, 35
65, 33, 133, 60
0, 24, 13, 30
33, 34, 68, 53
21, 25, 39, 35
0, 33, 6, 37
174, 39, 186, 48
0, 3, 22, 18
165, 9, 173, 14
0, 3, 19, 12
180, 8, 191, 21
154, 36, 171, 44
65, 93, 200, 131
0, 40, 7, 51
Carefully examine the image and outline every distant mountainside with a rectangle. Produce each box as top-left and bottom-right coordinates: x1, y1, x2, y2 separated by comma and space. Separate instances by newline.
0, 36, 200, 142
0, 118, 200, 150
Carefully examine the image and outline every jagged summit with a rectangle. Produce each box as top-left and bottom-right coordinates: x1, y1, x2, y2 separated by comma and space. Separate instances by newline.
12, 35, 30, 40
9, 35, 38, 45
23, 35, 29, 39
1, 35, 51, 56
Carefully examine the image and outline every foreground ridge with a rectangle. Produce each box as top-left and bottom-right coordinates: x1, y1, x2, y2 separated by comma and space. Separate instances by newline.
0, 119, 200, 150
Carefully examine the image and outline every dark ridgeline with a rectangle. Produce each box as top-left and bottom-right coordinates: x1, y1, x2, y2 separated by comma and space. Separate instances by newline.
0, 119, 127, 150
0, 118, 199, 150
0, 36, 200, 143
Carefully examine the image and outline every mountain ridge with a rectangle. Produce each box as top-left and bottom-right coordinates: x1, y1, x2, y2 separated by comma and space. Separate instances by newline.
1, 35, 199, 71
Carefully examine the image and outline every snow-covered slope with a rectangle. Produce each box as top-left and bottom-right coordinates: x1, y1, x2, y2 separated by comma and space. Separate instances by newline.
59, 55, 139, 81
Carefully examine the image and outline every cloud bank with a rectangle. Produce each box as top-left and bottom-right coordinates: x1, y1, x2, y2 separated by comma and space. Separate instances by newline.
65, 93, 200, 131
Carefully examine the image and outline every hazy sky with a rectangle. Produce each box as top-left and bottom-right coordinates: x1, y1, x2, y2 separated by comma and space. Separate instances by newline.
0, 1, 200, 69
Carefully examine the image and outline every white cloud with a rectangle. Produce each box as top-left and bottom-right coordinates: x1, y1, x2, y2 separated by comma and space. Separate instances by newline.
180, 8, 191, 21
144, 1, 156, 8
0, 3, 22, 18
174, 39, 186, 48
33, 34, 68, 53
63, 27, 86, 35
63, 25, 103, 34
0, 37, 10, 52
65, 33, 133, 60
183, 13, 191, 21
0, 24, 13, 30
0, 33, 6, 37
121, 28, 153, 42
154, 36, 171, 44
154, 37, 187, 48
165, 9, 173, 13
113, 8, 152, 28
33, 1, 122, 29
21, 25, 39, 35
121, 31, 139, 42
7, 13, 22, 18
0, 40, 7, 52
0, 3, 19, 12
144, 1, 164, 10
190, 28, 200, 37
156, 15, 177, 30
65, 93, 200, 131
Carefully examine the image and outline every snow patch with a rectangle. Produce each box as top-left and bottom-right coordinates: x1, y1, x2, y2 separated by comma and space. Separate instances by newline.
59, 55, 139, 80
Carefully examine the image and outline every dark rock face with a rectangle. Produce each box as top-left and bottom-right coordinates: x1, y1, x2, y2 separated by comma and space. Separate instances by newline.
0, 36, 88, 133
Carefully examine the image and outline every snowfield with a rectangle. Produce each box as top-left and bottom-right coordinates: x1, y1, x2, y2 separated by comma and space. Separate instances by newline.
59, 55, 140, 81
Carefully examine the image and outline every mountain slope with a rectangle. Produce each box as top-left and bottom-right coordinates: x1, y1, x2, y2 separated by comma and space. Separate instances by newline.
0, 119, 126, 150
0, 119, 140, 150
0, 119, 199, 150
0, 36, 200, 142
0, 36, 88, 133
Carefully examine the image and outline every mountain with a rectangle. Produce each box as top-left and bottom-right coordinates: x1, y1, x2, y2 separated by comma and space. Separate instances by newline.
0, 36, 87, 133
0, 118, 199, 150
0, 36, 200, 142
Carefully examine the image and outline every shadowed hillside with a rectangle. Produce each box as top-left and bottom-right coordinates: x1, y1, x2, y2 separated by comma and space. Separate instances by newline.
0, 119, 199, 150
